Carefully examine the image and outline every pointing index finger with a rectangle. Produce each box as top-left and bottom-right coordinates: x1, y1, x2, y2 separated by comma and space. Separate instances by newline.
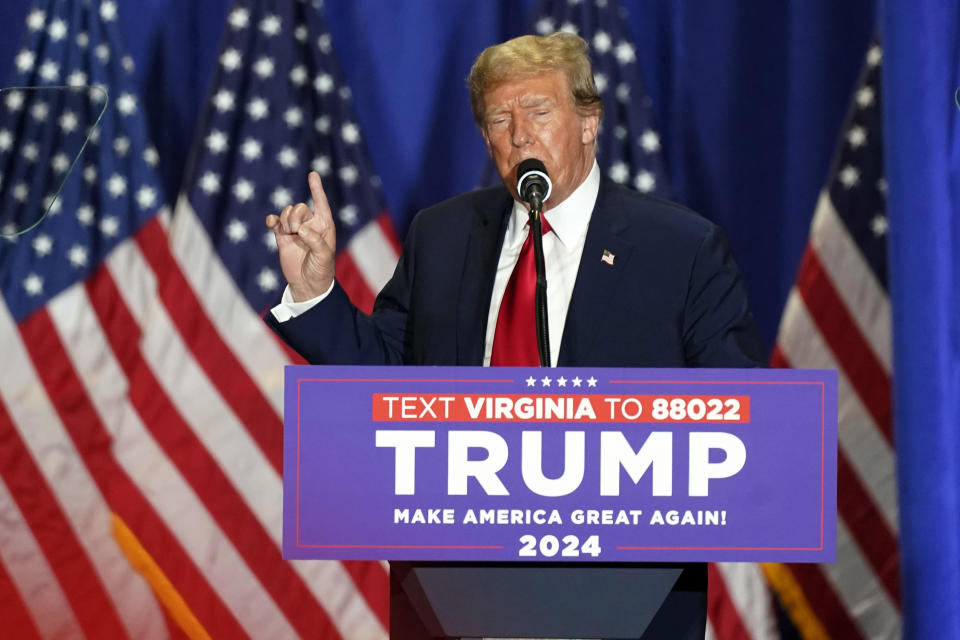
308, 171, 331, 220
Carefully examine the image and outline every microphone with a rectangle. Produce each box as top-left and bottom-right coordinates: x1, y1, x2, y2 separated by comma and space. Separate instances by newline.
515, 158, 552, 367
516, 159, 552, 211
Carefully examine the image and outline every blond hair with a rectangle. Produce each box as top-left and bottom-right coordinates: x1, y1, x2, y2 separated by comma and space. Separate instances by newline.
468, 32, 603, 125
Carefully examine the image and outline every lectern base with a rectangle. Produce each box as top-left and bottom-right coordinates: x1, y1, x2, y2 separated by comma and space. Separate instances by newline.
390, 562, 707, 640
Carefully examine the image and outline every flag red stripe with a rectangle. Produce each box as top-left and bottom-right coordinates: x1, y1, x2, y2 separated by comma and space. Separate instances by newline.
785, 564, 865, 640
135, 220, 283, 473
707, 564, 752, 640
336, 251, 377, 313
0, 396, 128, 639
837, 449, 901, 606
376, 212, 403, 255
18, 307, 250, 639
0, 557, 43, 640
795, 248, 893, 443
85, 264, 343, 640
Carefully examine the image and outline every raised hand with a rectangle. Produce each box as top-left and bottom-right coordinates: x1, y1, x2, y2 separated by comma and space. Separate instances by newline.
265, 171, 337, 302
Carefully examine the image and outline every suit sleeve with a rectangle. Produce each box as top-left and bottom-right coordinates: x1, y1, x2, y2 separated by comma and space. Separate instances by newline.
263, 217, 420, 365
681, 226, 766, 367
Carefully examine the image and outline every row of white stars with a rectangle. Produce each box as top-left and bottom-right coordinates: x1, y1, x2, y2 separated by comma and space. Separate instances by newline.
4, 85, 121, 117
3, 136, 157, 174
525, 375, 598, 388
226, 7, 334, 54
27, 2, 120, 32
212, 174, 361, 225
608, 165, 657, 192
15, 45, 133, 77
534, 20, 637, 67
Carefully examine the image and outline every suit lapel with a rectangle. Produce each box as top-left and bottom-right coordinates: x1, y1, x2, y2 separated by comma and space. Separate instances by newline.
558, 183, 635, 366
456, 193, 512, 364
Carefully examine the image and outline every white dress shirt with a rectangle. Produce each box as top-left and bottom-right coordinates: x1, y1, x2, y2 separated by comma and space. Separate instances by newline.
482, 161, 600, 366
271, 161, 601, 367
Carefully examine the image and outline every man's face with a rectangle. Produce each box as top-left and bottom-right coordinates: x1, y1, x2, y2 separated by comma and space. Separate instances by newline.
481, 70, 599, 211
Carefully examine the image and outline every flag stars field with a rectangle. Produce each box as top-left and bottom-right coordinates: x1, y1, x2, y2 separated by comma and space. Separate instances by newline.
233, 179, 255, 203
220, 48, 242, 71
199, 172, 220, 195
67, 244, 88, 268
257, 267, 279, 292
99, 215, 120, 237
277, 147, 298, 169
228, 7, 249, 30
290, 65, 308, 86
317, 34, 332, 54
271, 187, 292, 209
593, 31, 612, 53
117, 93, 138, 115
32, 234, 53, 257
59, 111, 79, 133
839, 165, 860, 189
22, 273, 43, 296
254, 56, 275, 79
226, 219, 249, 243
259, 14, 281, 37
206, 130, 229, 154
213, 89, 235, 112
240, 137, 263, 161
15, 49, 35, 72
26, 8, 45, 30
315, 73, 334, 94
100, 0, 118, 22
247, 97, 269, 120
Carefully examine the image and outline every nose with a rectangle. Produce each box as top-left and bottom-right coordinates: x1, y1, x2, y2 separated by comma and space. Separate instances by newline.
510, 119, 532, 147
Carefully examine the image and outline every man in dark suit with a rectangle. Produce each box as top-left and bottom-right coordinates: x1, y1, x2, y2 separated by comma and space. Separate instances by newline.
266, 31, 762, 639
265, 32, 762, 371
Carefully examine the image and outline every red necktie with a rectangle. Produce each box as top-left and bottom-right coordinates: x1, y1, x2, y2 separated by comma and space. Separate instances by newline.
490, 217, 552, 366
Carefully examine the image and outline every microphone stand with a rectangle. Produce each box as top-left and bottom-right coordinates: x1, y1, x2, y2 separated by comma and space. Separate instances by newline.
527, 198, 550, 368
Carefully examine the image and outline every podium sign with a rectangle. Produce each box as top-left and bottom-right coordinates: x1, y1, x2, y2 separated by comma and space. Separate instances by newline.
283, 366, 836, 563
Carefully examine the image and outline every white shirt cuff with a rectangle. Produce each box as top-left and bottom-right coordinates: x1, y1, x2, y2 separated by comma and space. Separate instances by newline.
269, 281, 335, 322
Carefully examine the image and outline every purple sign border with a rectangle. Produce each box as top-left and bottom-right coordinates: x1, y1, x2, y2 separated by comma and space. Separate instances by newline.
284, 366, 838, 563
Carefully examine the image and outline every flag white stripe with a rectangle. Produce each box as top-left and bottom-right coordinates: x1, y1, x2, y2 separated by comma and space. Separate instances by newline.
289, 559, 389, 640
47, 287, 175, 640
0, 477, 83, 640
823, 520, 902, 640
809, 192, 892, 373
168, 197, 287, 412
105, 241, 284, 542
346, 219, 400, 295
778, 291, 899, 530
0, 297, 166, 640
113, 229, 387, 638
715, 563, 777, 639
58, 248, 298, 640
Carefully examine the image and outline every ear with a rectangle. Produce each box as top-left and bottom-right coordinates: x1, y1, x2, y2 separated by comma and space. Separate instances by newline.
580, 111, 600, 145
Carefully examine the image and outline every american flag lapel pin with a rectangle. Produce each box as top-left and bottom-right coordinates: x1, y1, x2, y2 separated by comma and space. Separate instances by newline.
601, 249, 615, 266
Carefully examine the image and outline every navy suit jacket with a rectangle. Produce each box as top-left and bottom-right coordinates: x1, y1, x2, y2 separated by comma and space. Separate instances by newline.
267, 178, 764, 368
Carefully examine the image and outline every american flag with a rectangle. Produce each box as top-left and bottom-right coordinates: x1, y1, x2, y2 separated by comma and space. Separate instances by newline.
174, 0, 400, 316
529, 2, 778, 639
0, 0, 393, 637
766, 42, 900, 640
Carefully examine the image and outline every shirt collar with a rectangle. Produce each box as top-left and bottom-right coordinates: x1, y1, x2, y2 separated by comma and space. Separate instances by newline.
508, 160, 600, 247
